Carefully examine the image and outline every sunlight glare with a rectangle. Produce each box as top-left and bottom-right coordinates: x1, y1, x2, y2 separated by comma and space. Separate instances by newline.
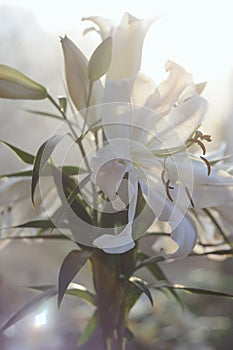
34, 310, 48, 329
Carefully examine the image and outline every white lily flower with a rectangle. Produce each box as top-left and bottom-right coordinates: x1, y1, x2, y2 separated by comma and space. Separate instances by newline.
90, 62, 233, 257
0, 176, 57, 249
192, 156, 233, 259
83, 13, 156, 80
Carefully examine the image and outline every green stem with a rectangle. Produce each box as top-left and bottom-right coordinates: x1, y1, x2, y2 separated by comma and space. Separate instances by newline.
47, 93, 92, 174
47, 94, 78, 139
202, 208, 232, 246
91, 249, 137, 350
82, 81, 93, 134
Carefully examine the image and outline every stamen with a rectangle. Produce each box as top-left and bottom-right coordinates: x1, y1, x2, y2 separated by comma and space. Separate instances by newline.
193, 130, 203, 140
187, 130, 212, 155
161, 170, 166, 185
200, 156, 211, 175
200, 134, 212, 142
165, 180, 173, 202
185, 187, 195, 207
195, 139, 206, 155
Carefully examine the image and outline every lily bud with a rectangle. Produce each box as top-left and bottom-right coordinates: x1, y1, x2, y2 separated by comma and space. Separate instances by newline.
61, 36, 89, 112
61, 36, 103, 115
0, 64, 47, 100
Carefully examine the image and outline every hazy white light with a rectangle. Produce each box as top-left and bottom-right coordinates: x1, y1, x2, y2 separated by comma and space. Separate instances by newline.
34, 310, 48, 328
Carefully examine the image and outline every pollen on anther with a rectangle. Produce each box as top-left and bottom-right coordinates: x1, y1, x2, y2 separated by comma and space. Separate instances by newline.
196, 140, 206, 155
161, 170, 166, 185
165, 180, 173, 202
185, 187, 195, 208
200, 156, 211, 175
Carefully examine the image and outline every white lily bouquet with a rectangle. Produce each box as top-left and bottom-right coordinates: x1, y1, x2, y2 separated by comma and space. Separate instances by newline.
0, 13, 233, 350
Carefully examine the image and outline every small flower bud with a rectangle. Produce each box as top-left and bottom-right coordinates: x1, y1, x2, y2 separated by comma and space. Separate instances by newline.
0, 64, 47, 100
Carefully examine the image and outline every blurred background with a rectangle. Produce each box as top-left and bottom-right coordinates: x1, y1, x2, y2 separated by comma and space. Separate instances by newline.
0, 0, 232, 349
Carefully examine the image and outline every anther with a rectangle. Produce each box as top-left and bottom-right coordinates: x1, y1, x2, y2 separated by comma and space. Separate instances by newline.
194, 139, 206, 155
193, 130, 203, 140
165, 180, 174, 202
200, 156, 211, 176
185, 187, 195, 208
200, 134, 212, 142
161, 170, 166, 185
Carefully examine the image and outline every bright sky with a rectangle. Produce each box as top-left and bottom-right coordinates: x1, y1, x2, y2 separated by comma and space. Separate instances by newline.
0, 0, 232, 84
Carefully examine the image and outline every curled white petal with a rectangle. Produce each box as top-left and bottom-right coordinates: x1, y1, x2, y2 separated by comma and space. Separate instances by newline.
93, 223, 135, 254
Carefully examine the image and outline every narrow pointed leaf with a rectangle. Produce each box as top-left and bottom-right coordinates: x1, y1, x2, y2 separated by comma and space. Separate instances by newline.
0, 288, 57, 333
0, 170, 33, 178
0, 165, 86, 179
1, 234, 68, 241
58, 250, 92, 308
16, 219, 67, 229
78, 310, 98, 346
129, 277, 153, 306
152, 282, 233, 299
171, 284, 233, 298
60, 165, 87, 175
66, 287, 96, 305
137, 252, 183, 308
58, 96, 67, 113
1, 140, 34, 164
28, 283, 96, 305
88, 37, 112, 81
31, 134, 65, 204
27, 109, 63, 120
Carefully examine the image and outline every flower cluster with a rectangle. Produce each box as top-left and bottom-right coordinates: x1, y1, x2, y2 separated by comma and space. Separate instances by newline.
0, 12, 232, 349
0, 12, 233, 257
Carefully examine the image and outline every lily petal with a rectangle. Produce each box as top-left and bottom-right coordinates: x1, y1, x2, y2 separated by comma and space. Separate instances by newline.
85, 13, 156, 79
167, 155, 233, 208
93, 222, 135, 253
146, 60, 196, 113
167, 214, 197, 258
91, 146, 129, 203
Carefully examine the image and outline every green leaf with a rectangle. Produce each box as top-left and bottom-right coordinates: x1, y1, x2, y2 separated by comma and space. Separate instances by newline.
137, 252, 183, 308
124, 281, 142, 315
31, 134, 65, 204
88, 37, 112, 81
28, 283, 96, 305
1, 234, 68, 241
58, 96, 67, 113
61, 165, 87, 175
66, 284, 96, 305
58, 249, 92, 308
16, 219, 67, 229
26, 109, 63, 120
0, 288, 57, 333
129, 277, 153, 306
78, 310, 98, 346
151, 282, 233, 299
0, 165, 86, 179
0, 140, 34, 164
51, 166, 92, 227
0, 169, 33, 178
